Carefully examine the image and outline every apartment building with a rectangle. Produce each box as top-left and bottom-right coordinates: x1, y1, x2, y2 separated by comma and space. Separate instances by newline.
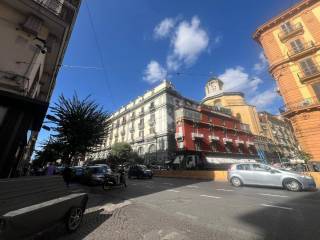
0, 0, 81, 177
254, 0, 320, 160
87, 81, 200, 166
259, 111, 299, 159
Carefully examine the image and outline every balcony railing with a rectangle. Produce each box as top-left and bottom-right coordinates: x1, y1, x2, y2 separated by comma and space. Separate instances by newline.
279, 97, 320, 114
191, 132, 204, 140
287, 41, 318, 60
209, 135, 220, 142
223, 138, 233, 144
33, 0, 78, 22
297, 64, 320, 83
0, 71, 28, 95
240, 123, 251, 133
278, 23, 303, 42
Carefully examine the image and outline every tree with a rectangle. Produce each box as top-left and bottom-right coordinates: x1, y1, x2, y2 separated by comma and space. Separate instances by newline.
32, 140, 64, 167
48, 94, 109, 164
110, 142, 133, 164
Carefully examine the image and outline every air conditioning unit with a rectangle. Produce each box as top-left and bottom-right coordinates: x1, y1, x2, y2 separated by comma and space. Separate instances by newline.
21, 14, 43, 36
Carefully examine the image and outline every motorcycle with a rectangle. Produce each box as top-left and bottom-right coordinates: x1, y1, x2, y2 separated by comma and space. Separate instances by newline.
102, 171, 127, 190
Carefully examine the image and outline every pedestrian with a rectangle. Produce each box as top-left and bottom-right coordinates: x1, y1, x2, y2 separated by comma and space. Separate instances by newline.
62, 165, 72, 187
46, 163, 56, 176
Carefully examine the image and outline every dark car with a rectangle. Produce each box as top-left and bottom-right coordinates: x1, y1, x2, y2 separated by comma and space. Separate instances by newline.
84, 165, 113, 185
128, 165, 153, 179
71, 166, 85, 182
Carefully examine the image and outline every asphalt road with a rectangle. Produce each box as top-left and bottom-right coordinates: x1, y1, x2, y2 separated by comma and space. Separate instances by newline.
59, 177, 320, 240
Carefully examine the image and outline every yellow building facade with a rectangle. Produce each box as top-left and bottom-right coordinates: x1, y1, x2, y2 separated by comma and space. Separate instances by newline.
254, 0, 320, 160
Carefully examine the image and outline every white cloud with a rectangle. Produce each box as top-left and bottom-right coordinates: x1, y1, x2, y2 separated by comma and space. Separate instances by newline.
154, 18, 175, 39
167, 16, 209, 70
253, 52, 268, 73
218, 66, 263, 92
249, 89, 280, 110
143, 60, 167, 84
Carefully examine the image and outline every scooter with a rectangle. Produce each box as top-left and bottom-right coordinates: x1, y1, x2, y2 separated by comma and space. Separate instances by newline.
102, 171, 127, 190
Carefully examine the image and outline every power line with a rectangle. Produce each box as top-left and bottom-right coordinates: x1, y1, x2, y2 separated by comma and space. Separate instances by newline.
85, 0, 116, 108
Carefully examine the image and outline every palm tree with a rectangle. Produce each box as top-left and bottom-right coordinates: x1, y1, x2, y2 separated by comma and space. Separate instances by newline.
48, 94, 109, 164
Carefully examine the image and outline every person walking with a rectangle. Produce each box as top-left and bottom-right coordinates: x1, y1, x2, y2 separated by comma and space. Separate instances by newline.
46, 163, 56, 176
62, 165, 72, 187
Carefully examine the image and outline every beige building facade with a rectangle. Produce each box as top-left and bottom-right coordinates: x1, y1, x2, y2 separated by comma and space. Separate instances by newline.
0, 0, 81, 177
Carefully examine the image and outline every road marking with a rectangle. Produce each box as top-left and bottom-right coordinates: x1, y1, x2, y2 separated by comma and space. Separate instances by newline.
167, 190, 180, 193
163, 183, 174, 186
175, 211, 198, 220
186, 185, 199, 188
260, 204, 293, 211
216, 188, 234, 192
258, 193, 289, 198
200, 194, 221, 199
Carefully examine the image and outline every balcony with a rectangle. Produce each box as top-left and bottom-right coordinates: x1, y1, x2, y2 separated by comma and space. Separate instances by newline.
278, 23, 303, 42
209, 135, 220, 142
297, 64, 320, 83
191, 132, 204, 140
235, 139, 244, 145
175, 132, 184, 140
240, 123, 251, 133
0, 71, 28, 95
33, 0, 78, 22
279, 97, 320, 116
223, 138, 233, 144
246, 141, 255, 147
287, 41, 319, 61
136, 136, 144, 142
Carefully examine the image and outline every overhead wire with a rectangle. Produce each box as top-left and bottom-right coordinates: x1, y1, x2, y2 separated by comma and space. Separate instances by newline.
85, 0, 116, 108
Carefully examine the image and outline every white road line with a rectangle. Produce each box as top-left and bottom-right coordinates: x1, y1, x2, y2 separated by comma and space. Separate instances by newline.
186, 185, 199, 188
258, 193, 289, 198
216, 189, 234, 192
260, 204, 293, 211
200, 194, 221, 199
167, 190, 180, 193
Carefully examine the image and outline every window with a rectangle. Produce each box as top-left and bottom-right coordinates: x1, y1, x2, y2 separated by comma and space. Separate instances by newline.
138, 147, 144, 155
195, 142, 201, 151
290, 39, 304, 53
299, 58, 318, 76
312, 83, 320, 100
178, 141, 184, 149
139, 130, 144, 138
236, 164, 250, 171
281, 21, 293, 34
252, 164, 270, 172
149, 127, 155, 134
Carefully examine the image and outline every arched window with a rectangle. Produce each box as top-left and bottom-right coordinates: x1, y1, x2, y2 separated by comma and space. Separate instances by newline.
149, 144, 156, 153
137, 147, 144, 155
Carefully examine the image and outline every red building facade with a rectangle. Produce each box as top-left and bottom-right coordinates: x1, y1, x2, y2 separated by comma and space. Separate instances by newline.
174, 105, 257, 169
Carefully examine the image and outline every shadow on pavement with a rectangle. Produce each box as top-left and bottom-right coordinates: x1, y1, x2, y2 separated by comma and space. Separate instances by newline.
238, 189, 320, 240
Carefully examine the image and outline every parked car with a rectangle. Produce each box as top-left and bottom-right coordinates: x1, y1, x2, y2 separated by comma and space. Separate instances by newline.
84, 165, 113, 185
228, 163, 316, 192
71, 166, 85, 182
128, 165, 153, 179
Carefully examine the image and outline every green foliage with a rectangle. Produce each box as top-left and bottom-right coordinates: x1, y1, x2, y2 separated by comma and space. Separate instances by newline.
32, 140, 64, 167
48, 94, 109, 164
296, 150, 312, 162
108, 142, 145, 166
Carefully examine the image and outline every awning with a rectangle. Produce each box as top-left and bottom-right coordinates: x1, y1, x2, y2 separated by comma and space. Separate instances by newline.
206, 156, 257, 164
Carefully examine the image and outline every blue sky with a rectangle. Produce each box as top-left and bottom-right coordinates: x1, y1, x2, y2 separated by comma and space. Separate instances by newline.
37, 0, 300, 146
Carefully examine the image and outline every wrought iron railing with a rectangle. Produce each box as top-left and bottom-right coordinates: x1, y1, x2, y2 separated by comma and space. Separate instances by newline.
279, 97, 320, 113
287, 41, 316, 58
297, 64, 320, 82
278, 23, 303, 41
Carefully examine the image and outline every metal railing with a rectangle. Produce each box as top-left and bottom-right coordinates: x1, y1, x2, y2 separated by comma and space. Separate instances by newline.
297, 64, 320, 82
0, 71, 28, 95
278, 23, 303, 41
279, 97, 320, 113
287, 41, 316, 58
33, 0, 78, 22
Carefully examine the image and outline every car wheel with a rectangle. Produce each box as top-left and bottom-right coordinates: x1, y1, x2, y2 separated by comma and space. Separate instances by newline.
284, 179, 302, 192
66, 207, 84, 232
231, 177, 242, 187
